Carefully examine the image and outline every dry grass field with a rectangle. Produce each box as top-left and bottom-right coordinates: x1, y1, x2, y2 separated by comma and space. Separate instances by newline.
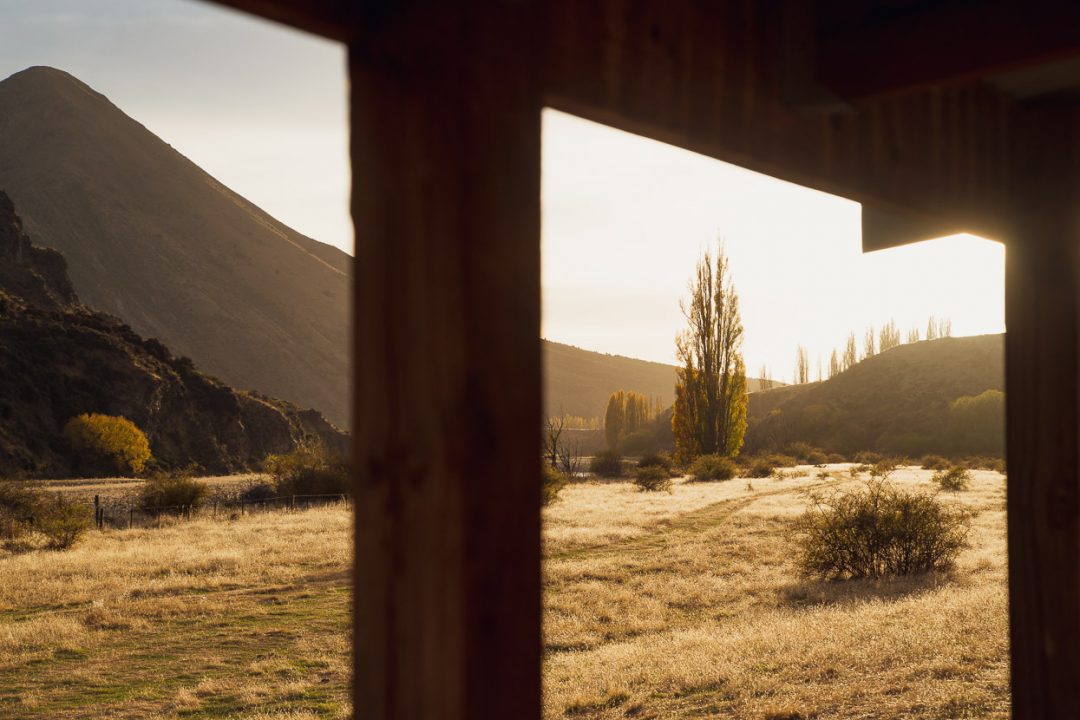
543, 466, 1009, 719
1, 465, 1006, 719
0, 500, 351, 719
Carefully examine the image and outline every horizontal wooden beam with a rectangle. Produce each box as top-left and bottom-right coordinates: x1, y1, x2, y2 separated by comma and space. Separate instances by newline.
545, 0, 1013, 250
199, 0, 359, 42
816, 0, 1080, 101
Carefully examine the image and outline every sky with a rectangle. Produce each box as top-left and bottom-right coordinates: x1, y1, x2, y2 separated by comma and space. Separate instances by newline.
0, 2, 1005, 381
0, 0, 352, 253
541, 110, 1005, 379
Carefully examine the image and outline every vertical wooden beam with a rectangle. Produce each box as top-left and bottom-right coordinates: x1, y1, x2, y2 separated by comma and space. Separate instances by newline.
350, 3, 542, 720
1006, 100, 1080, 717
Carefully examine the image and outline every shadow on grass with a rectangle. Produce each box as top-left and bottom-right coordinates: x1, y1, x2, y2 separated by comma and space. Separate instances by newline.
778, 570, 957, 608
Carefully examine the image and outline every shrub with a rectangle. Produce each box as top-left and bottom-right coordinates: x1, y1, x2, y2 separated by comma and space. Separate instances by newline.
870, 460, 898, 478
34, 495, 93, 550
827, 453, 847, 464
806, 450, 829, 467
264, 440, 350, 496
634, 466, 673, 492
796, 478, 970, 578
139, 468, 209, 513
63, 413, 152, 476
767, 454, 798, 469
963, 456, 1006, 473
853, 451, 884, 465
689, 454, 737, 481
637, 452, 675, 475
589, 451, 625, 478
542, 464, 568, 506
0, 482, 91, 551
743, 459, 775, 479
785, 442, 815, 463
933, 466, 972, 492
239, 481, 277, 502
920, 455, 950, 471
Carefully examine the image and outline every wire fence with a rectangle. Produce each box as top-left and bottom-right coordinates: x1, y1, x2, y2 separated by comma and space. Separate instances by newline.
91, 493, 350, 530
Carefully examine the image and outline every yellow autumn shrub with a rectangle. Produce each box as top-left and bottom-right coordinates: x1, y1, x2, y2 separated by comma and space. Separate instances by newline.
63, 413, 152, 476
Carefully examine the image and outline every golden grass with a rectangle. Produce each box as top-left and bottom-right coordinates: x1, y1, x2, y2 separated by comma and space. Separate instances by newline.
3, 465, 1007, 718
542, 466, 1009, 719
0, 504, 351, 719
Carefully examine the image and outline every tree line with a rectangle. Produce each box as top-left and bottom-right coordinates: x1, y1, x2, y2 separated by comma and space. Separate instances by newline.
793, 315, 953, 385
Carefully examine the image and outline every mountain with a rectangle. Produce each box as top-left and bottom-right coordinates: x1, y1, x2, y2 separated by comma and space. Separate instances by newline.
0, 190, 345, 477
543, 339, 773, 420
0, 67, 350, 427
746, 334, 1004, 457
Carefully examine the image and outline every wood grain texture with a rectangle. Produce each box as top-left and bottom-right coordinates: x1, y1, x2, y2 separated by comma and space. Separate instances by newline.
1005, 100, 1080, 718
817, 0, 1080, 100
544, 0, 1014, 249
350, 2, 543, 719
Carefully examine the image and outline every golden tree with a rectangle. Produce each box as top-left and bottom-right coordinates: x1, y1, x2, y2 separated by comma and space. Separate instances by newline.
63, 413, 152, 475
672, 246, 748, 462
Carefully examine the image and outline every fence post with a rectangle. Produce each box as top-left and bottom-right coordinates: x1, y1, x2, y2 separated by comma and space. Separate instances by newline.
94, 495, 101, 530
291, 495, 295, 511
128, 508, 132, 530
213, 500, 218, 519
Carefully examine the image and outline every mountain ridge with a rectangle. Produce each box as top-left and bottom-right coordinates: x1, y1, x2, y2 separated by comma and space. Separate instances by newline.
0, 66, 351, 426
0, 190, 345, 476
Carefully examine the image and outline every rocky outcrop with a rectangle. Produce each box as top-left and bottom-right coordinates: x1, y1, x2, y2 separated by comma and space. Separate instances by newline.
0, 191, 347, 476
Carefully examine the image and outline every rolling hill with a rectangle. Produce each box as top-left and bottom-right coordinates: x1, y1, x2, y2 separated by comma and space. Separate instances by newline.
746, 334, 1004, 457
0, 191, 345, 476
0, 67, 350, 427
543, 340, 772, 420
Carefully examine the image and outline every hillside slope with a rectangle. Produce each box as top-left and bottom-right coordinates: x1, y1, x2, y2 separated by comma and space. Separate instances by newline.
746, 334, 1004, 456
0, 191, 344, 477
0, 67, 350, 426
543, 340, 771, 420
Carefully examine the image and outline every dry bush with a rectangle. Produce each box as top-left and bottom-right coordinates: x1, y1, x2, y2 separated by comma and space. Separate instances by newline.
139, 469, 209, 513
767, 453, 798, 468
743, 458, 775, 479
589, 451, 624, 478
933, 466, 972, 492
637, 452, 675, 476
63, 413, 152, 476
964, 456, 1006, 473
919, 455, 951, 471
689, 454, 737, 482
806, 450, 829, 467
543, 464, 569, 506
264, 440, 350, 496
796, 478, 970, 579
33, 494, 93, 550
853, 451, 884, 465
634, 466, 673, 493
0, 482, 91, 551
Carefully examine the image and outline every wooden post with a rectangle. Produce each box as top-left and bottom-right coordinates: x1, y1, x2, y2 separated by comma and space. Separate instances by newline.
1006, 100, 1080, 717
351, 3, 543, 719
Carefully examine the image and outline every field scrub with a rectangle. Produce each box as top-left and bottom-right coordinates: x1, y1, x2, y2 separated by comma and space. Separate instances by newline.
0, 504, 351, 719
543, 466, 1009, 719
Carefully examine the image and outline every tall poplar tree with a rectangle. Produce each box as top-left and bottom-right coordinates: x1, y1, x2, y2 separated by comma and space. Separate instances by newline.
672, 246, 748, 462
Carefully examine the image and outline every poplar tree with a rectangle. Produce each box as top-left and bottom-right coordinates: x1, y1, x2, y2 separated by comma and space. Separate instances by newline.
829, 349, 840, 378
843, 332, 858, 370
795, 345, 809, 384
862, 326, 876, 360
672, 246, 748, 462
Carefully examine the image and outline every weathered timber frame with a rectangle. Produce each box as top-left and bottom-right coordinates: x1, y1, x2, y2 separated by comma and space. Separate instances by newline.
207, 1, 1080, 717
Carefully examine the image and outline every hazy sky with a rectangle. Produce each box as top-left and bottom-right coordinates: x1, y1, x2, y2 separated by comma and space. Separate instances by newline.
0, 2, 1005, 380
0, 0, 352, 253
541, 110, 1005, 378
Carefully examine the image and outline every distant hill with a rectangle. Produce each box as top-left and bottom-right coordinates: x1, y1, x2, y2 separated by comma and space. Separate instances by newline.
746, 334, 1004, 457
0, 67, 350, 426
543, 340, 772, 420
0, 191, 345, 477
